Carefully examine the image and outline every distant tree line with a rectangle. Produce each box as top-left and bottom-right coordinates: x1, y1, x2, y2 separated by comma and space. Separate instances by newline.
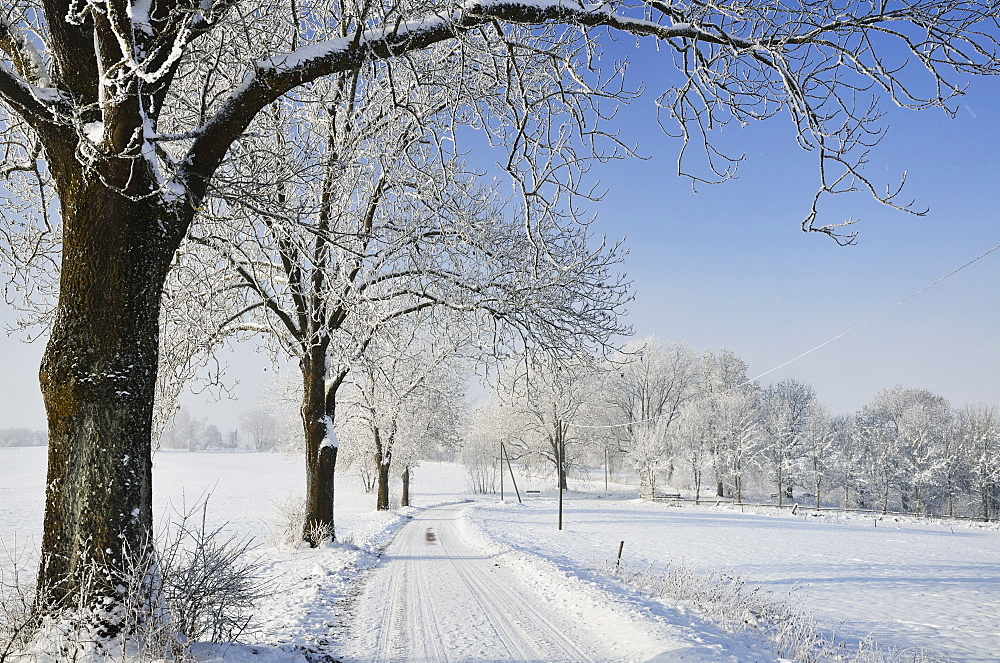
464, 337, 1000, 521
0, 428, 46, 447
158, 408, 228, 452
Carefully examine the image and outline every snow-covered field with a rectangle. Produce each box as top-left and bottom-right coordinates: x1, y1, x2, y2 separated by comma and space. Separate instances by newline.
2, 448, 999, 662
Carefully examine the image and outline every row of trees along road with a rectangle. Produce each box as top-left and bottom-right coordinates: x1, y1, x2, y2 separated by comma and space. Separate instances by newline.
469, 338, 1000, 521
0, 0, 997, 629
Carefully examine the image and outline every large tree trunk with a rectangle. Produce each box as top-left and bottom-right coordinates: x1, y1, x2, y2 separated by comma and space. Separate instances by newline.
37, 161, 185, 612
302, 346, 337, 543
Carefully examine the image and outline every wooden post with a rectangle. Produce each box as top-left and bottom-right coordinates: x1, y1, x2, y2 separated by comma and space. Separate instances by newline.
615, 540, 625, 571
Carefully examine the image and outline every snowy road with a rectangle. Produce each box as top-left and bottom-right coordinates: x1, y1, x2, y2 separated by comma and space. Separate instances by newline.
340, 503, 614, 662
339, 502, 734, 663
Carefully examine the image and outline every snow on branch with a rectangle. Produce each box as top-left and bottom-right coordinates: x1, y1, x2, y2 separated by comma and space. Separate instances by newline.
181, 0, 1000, 237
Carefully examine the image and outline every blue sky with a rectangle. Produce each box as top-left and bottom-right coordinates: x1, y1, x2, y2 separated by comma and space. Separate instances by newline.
1, 41, 998, 432
595, 42, 1000, 416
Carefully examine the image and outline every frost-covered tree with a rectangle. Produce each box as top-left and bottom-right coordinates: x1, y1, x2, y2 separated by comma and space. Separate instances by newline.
0, 428, 46, 447
828, 415, 864, 509
858, 386, 951, 513
713, 389, 760, 503
461, 401, 520, 494
958, 402, 1000, 521
897, 395, 952, 514
796, 404, 836, 508
606, 337, 698, 490
673, 399, 714, 502
158, 406, 203, 451
759, 379, 817, 505
192, 51, 629, 539
340, 316, 466, 509
0, 0, 997, 616
625, 419, 673, 495
501, 353, 604, 490
239, 406, 280, 451
697, 348, 752, 497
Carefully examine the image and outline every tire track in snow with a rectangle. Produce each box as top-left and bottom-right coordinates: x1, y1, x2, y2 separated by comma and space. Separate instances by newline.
368, 525, 449, 662
340, 504, 616, 662
439, 526, 591, 662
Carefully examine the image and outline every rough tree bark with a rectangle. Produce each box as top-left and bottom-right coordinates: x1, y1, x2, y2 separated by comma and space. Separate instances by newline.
37, 134, 190, 606
301, 344, 342, 541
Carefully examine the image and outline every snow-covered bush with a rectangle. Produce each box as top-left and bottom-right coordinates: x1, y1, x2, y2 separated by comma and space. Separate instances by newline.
0, 545, 38, 661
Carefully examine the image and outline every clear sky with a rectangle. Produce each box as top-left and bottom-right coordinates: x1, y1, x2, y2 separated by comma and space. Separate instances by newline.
1, 39, 999, 432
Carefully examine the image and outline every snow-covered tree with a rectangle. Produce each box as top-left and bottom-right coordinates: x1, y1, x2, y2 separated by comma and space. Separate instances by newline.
858, 386, 952, 514
2, 0, 997, 615
626, 419, 673, 496
958, 403, 1000, 521
673, 399, 715, 502
340, 314, 467, 509
606, 337, 698, 491
461, 401, 518, 494
897, 396, 952, 514
828, 415, 864, 509
697, 348, 753, 497
796, 404, 836, 508
191, 50, 630, 539
713, 389, 760, 503
500, 353, 604, 490
0, 428, 46, 447
759, 379, 817, 505
239, 406, 281, 451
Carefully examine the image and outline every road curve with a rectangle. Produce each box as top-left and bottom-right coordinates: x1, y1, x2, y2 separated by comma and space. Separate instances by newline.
339, 503, 622, 662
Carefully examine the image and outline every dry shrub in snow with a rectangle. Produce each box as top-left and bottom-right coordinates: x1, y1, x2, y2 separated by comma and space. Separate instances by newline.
0, 546, 39, 661
602, 562, 953, 663
0, 502, 268, 661
156, 502, 269, 644
268, 495, 332, 549
2, 544, 187, 662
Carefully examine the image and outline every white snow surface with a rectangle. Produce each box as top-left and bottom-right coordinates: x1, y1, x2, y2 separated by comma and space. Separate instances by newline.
2, 448, 998, 662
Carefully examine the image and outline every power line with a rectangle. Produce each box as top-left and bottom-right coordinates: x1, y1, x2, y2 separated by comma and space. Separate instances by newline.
746, 243, 1000, 385
568, 242, 1000, 430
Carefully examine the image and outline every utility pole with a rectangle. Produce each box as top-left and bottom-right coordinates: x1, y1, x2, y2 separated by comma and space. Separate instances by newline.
499, 440, 504, 500
502, 441, 522, 503
557, 418, 564, 531
604, 447, 609, 491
